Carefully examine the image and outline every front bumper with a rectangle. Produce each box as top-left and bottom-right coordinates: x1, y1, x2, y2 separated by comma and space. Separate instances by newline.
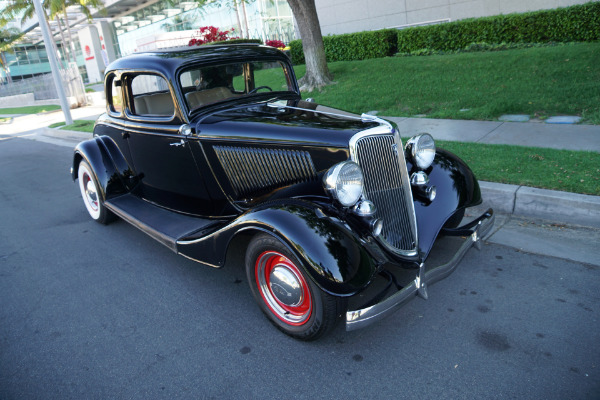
345, 208, 495, 331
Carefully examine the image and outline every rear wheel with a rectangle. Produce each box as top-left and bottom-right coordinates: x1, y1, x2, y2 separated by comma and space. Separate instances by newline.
77, 160, 114, 224
245, 233, 345, 340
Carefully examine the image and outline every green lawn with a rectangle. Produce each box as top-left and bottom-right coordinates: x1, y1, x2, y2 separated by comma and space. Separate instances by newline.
440, 141, 600, 195
295, 42, 600, 123
49, 119, 95, 133
46, 46, 599, 196
0, 105, 61, 115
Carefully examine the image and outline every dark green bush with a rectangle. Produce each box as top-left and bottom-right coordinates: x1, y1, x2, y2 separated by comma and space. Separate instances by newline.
397, 1, 600, 53
290, 2, 600, 63
290, 29, 397, 64
289, 39, 304, 64
324, 29, 397, 62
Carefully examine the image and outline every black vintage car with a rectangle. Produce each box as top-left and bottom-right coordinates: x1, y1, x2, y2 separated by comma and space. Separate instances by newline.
72, 44, 494, 340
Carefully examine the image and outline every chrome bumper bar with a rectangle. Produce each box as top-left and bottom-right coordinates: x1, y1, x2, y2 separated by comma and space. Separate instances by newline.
346, 208, 495, 331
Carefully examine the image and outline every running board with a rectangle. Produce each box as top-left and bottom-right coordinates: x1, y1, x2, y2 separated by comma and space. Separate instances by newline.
105, 194, 218, 252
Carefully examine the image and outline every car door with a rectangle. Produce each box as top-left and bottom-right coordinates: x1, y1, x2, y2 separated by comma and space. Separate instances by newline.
124, 73, 213, 215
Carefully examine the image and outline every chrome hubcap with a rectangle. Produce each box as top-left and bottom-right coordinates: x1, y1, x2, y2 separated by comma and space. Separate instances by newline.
84, 176, 98, 210
255, 251, 312, 326
269, 266, 303, 307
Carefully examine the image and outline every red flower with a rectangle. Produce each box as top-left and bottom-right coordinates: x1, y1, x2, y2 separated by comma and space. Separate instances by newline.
265, 39, 285, 49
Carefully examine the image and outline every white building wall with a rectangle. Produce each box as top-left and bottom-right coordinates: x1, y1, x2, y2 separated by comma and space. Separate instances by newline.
315, 0, 596, 35
78, 25, 105, 84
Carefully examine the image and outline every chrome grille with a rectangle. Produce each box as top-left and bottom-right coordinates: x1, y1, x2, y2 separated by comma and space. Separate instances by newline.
214, 146, 317, 197
353, 134, 417, 253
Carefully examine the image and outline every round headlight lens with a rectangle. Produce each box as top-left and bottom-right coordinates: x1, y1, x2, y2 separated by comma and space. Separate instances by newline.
407, 133, 436, 170
323, 161, 364, 207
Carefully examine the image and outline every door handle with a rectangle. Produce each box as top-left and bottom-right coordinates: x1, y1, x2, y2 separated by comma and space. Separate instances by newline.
121, 132, 130, 139
170, 139, 185, 147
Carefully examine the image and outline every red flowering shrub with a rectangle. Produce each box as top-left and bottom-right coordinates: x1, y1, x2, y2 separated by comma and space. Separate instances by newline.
188, 26, 238, 46
265, 39, 285, 49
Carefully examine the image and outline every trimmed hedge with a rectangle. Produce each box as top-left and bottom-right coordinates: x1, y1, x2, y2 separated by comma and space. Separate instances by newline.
290, 2, 600, 63
397, 1, 600, 53
290, 29, 397, 65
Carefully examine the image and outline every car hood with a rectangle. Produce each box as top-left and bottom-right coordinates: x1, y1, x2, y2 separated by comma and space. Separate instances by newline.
193, 100, 383, 148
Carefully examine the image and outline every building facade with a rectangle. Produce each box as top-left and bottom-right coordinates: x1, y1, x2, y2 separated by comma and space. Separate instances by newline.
315, 0, 595, 35
1, 0, 595, 84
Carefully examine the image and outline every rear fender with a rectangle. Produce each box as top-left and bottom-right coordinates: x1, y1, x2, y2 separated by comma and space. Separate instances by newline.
177, 201, 381, 296
72, 136, 133, 201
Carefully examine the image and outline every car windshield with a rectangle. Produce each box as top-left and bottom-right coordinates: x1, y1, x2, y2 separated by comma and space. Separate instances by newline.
180, 60, 294, 112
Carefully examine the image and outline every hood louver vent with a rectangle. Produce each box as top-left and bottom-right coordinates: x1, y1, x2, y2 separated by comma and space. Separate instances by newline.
214, 146, 317, 197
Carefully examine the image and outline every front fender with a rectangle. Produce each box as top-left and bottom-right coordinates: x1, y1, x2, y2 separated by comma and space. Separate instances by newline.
413, 148, 482, 259
177, 201, 380, 296
72, 136, 133, 201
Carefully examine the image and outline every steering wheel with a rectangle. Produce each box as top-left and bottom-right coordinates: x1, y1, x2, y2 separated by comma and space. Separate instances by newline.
249, 86, 273, 94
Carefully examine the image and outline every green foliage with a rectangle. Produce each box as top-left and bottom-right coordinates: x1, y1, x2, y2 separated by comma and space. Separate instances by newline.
290, 29, 397, 64
50, 119, 95, 132
397, 2, 600, 53
289, 39, 303, 64
297, 42, 600, 124
323, 29, 398, 62
0, 105, 61, 114
439, 141, 600, 195
291, 2, 600, 64
0, 27, 23, 53
396, 41, 571, 57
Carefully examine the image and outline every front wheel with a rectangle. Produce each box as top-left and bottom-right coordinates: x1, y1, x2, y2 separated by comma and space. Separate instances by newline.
77, 160, 114, 224
245, 233, 345, 340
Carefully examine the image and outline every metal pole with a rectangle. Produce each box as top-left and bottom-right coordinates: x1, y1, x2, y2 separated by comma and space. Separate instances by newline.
32, 0, 73, 125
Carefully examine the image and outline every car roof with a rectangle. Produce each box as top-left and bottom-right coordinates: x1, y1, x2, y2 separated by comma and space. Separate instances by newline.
105, 44, 289, 78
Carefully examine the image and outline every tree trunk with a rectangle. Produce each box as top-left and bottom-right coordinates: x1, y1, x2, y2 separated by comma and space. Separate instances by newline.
233, 0, 244, 38
63, 6, 77, 64
286, 0, 332, 92
1, 52, 12, 83
55, 15, 71, 67
240, 0, 250, 39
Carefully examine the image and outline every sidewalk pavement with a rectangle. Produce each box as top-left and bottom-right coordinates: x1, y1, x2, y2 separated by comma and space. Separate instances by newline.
385, 116, 600, 152
11, 106, 600, 228
385, 116, 600, 228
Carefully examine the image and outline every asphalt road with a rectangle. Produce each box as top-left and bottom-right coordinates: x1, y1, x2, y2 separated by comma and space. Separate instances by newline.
1, 137, 599, 399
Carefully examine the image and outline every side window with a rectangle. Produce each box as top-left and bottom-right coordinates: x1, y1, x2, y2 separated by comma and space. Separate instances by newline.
130, 74, 174, 117
108, 75, 123, 114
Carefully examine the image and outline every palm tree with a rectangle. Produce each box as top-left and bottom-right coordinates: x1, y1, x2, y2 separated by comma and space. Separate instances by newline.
0, 0, 105, 66
46, 0, 105, 64
48, 0, 105, 64
0, 27, 23, 83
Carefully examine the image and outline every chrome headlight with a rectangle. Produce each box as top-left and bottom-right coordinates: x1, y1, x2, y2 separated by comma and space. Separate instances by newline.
323, 161, 364, 207
406, 133, 436, 170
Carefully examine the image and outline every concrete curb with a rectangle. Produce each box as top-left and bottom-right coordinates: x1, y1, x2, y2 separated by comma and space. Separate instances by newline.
41, 127, 91, 142
480, 181, 600, 228
43, 128, 600, 229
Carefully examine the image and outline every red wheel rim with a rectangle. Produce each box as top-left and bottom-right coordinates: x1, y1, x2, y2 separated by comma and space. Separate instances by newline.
255, 251, 312, 326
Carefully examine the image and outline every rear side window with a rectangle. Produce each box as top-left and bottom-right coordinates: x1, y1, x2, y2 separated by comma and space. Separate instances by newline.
107, 75, 123, 114
130, 74, 174, 117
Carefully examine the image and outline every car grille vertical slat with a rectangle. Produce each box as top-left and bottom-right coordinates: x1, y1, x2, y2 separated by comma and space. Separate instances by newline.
214, 146, 317, 197
354, 134, 416, 253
